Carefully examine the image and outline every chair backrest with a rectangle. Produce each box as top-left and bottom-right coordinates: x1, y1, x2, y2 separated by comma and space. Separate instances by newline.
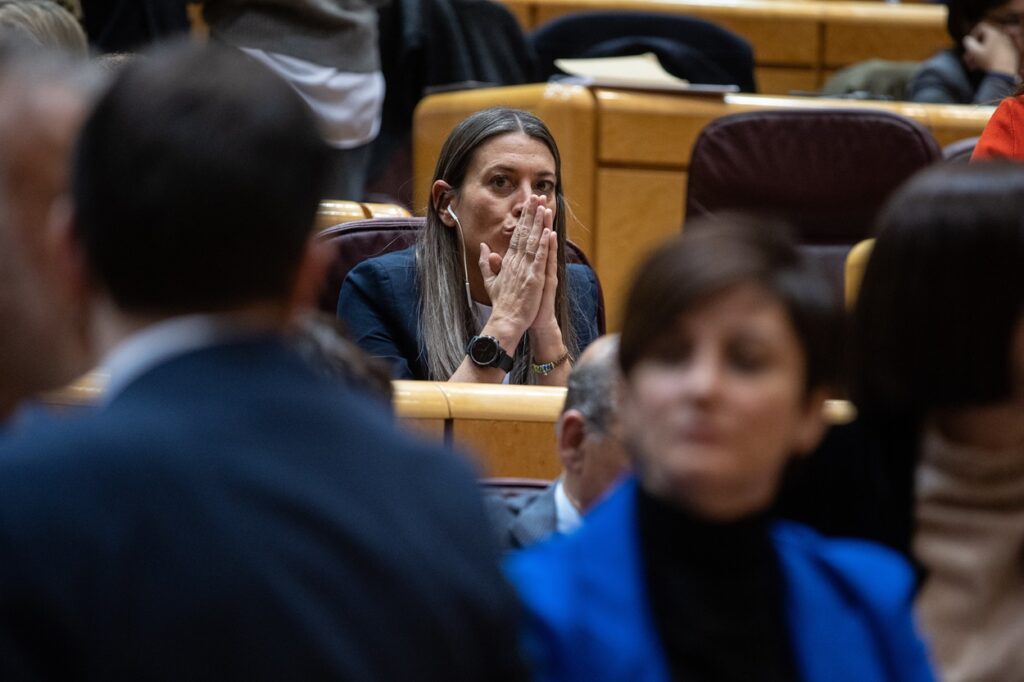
320, 216, 607, 334
685, 109, 941, 296
529, 11, 756, 92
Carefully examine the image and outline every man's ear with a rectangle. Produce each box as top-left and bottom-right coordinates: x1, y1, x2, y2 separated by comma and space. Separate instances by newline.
431, 180, 456, 226
288, 235, 333, 316
557, 409, 588, 474
792, 387, 832, 457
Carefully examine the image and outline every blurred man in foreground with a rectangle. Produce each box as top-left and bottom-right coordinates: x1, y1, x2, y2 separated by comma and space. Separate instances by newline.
0, 42, 525, 680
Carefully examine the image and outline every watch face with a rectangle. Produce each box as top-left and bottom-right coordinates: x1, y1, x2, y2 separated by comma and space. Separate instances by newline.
469, 336, 499, 365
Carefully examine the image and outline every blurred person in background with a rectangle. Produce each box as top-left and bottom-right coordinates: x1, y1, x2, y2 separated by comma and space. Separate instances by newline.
0, 0, 88, 56
851, 162, 1024, 682
200, 0, 386, 199
907, 0, 1021, 104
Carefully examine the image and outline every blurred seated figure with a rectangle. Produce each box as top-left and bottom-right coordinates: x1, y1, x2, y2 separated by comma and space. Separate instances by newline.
200, 0, 386, 199
507, 218, 935, 682
0, 42, 526, 680
339, 108, 600, 385
0, 0, 87, 57
851, 163, 1024, 682
907, 0, 1020, 104
486, 334, 630, 550
0, 38, 98, 426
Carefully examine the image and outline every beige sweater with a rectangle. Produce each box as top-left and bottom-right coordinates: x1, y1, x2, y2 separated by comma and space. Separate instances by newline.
915, 426, 1024, 682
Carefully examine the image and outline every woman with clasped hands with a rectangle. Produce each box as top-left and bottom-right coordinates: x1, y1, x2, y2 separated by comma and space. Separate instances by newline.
338, 108, 599, 384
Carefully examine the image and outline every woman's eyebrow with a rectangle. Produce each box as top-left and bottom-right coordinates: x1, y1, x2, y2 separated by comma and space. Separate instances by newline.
483, 163, 556, 177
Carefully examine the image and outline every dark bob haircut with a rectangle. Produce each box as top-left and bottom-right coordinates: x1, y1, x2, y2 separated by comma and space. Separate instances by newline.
72, 41, 330, 315
618, 215, 840, 393
851, 162, 1024, 416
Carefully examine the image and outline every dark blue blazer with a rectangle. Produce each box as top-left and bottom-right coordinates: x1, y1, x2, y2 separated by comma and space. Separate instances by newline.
506, 479, 936, 682
0, 337, 525, 680
337, 247, 601, 379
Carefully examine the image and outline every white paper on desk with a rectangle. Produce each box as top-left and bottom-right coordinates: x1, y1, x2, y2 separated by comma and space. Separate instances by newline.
554, 52, 689, 87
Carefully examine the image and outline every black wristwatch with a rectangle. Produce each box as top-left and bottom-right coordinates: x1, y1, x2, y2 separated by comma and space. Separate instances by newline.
466, 335, 514, 372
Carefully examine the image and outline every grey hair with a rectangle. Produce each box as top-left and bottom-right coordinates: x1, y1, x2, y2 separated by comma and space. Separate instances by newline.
416, 107, 580, 382
0, 0, 88, 58
562, 338, 620, 433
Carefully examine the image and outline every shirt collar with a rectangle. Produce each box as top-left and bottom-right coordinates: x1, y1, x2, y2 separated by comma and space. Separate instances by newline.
100, 314, 257, 404
554, 477, 583, 534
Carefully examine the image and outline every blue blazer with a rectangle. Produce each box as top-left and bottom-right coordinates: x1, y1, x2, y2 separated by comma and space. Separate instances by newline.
0, 337, 525, 680
337, 247, 601, 379
506, 479, 936, 682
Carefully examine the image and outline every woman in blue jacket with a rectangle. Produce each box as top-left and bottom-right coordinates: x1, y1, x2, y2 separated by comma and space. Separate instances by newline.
506, 217, 935, 682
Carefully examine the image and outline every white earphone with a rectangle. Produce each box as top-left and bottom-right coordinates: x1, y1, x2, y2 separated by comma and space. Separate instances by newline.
446, 205, 474, 310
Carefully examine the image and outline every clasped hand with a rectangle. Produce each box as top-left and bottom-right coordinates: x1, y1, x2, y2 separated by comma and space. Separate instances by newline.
478, 195, 561, 345
964, 22, 1021, 77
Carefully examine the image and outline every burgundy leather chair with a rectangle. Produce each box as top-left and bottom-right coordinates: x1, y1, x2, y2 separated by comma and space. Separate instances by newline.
685, 109, 942, 298
319, 216, 607, 334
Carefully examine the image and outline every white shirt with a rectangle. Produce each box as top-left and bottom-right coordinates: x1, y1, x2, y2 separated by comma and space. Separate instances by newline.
100, 315, 257, 404
554, 478, 582, 534
241, 47, 384, 150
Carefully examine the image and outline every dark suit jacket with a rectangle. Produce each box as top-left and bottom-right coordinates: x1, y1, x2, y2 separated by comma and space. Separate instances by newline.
338, 247, 601, 379
486, 484, 558, 551
0, 336, 525, 680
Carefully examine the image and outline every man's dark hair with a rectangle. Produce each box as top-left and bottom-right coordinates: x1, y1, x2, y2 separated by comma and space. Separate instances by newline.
619, 215, 840, 394
72, 41, 330, 315
851, 162, 1024, 417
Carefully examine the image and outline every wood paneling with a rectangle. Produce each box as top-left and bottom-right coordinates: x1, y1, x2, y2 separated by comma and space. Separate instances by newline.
501, 0, 949, 94
452, 420, 561, 478
595, 168, 686, 330
756, 67, 822, 95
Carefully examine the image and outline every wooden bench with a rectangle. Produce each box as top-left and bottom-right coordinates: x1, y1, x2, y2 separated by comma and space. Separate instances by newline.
46, 374, 854, 480
315, 200, 411, 231
413, 83, 994, 329
500, 0, 950, 93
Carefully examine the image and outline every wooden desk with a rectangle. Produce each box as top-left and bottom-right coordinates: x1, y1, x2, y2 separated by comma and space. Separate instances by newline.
315, 200, 411, 231
45, 375, 853, 479
500, 0, 949, 93
414, 83, 994, 329
44, 374, 566, 479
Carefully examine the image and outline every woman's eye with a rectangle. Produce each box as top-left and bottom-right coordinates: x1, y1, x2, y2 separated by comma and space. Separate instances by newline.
535, 180, 555, 194
728, 347, 768, 373
489, 175, 510, 190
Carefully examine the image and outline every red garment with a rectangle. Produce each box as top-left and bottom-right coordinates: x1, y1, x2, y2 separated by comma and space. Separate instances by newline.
973, 96, 1024, 160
